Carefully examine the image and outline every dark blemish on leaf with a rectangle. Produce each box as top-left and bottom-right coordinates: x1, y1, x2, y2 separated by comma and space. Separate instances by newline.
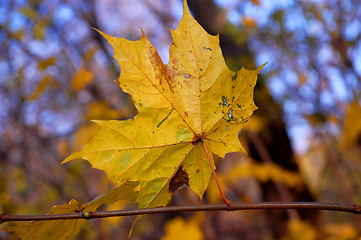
168, 166, 189, 193
156, 108, 174, 128
192, 137, 203, 145
232, 73, 237, 81
237, 104, 242, 109
223, 109, 239, 123
239, 116, 248, 124
185, 111, 189, 117
196, 169, 200, 173
203, 46, 212, 51
228, 110, 233, 119
221, 96, 229, 107
164, 68, 175, 93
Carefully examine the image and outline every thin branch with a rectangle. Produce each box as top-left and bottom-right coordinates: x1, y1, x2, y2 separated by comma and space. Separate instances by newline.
1, 202, 360, 222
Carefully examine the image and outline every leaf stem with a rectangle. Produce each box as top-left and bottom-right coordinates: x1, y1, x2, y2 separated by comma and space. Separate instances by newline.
200, 139, 231, 207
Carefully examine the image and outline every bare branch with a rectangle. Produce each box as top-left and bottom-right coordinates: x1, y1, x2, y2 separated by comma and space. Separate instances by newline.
1, 202, 360, 223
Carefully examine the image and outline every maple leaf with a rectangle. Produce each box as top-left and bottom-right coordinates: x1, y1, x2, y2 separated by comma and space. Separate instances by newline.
63, 0, 264, 209
2, 181, 138, 240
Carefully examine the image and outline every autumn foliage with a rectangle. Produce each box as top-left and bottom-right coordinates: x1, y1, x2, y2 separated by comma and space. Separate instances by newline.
1, 0, 361, 239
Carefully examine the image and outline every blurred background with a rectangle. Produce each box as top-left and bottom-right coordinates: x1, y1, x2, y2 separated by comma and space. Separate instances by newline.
1, 0, 361, 239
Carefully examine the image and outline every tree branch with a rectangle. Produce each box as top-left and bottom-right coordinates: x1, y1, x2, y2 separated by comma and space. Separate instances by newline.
1, 202, 360, 222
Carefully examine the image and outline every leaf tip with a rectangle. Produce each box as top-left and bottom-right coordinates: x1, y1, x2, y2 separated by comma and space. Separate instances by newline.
61, 156, 72, 165
129, 216, 141, 237
92, 28, 115, 44
258, 62, 268, 71
182, 0, 191, 17
92, 27, 104, 37
139, 27, 147, 40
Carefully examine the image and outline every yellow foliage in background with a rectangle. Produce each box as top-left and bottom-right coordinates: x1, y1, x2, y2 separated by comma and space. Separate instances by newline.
322, 223, 358, 240
37, 57, 56, 71
162, 216, 203, 240
343, 101, 361, 148
207, 155, 303, 203
71, 67, 94, 91
242, 17, 257, 28
282, 220, 316, 240
227, 160, 303, 188
27, 74, 53, 101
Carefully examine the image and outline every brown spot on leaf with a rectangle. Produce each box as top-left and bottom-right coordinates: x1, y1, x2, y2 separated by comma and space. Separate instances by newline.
168, 167, 189, 193
165, 69, 175, 93
191, 135, 203, 145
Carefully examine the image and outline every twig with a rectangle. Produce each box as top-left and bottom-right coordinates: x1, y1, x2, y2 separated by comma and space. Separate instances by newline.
1, 202, 360, 222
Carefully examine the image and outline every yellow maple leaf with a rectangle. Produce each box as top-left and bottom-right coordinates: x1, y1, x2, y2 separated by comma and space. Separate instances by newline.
3, 181, 138, 240
4, 200, 86, 240
63, 0, 264, 209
